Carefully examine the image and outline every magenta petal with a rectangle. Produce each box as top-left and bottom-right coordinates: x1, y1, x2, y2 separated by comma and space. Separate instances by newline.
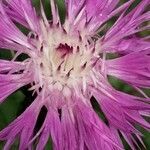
37, 108, 62, 150
0, 74, 31, 103
92, 85, 150, 135
4, 0, 40, 33
102, 37, 150, 53
0, 101, 40, 149
36, 125, 49, 150
0, 60, 26, 73
106, 50, 150, 88
65, 0, 134, 32
73, 101, 123, 150
37, 100, 123, 150
0, 82, 22, 103
61, 107, 78, 150
103, 0, 150, 51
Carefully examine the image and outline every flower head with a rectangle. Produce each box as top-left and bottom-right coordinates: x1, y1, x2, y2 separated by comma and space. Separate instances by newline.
0, 0, 150, 149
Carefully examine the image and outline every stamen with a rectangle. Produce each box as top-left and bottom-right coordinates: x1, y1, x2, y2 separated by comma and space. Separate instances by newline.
31, 24, 100, 96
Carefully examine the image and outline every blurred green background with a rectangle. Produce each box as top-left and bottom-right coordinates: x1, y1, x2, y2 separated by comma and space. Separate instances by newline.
0, 0, 149, 149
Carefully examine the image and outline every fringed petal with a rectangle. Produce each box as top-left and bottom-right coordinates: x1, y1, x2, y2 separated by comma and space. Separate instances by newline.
73, 100, 123, 150
106, 50, 150, 88
102, 0, 150, 52
91, 83, 150, 148
0, 102, 40, 150
36, 108, 62, 150
102, 37, 150, 53
61, 107, 77, 150
0, 73, 31, 103
4, 0, 41, 33
0, 59, 26, 73
65, 0, 134, 32
0, 2, 31, 49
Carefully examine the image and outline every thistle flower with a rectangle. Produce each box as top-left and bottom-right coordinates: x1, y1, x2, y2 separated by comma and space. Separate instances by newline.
0, 0, 150, 149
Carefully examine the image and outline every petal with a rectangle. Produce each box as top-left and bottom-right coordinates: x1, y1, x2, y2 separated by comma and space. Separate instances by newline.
106, 50, 150, 88
0, 99, 41, 149
61, 107, 77, 150
65, 0, 134, 32
0, 4, 30, 48
36, 126, 49, 150
0, 73, 31, 103
92, 84, 150, 132
102, 37, 150, 53
73, 100, 123, 150
0, 59, 26, 73
37, 108, 62, 150
4, 0, 41, 33
103, 0, 150, 51
0, 40, 29, 53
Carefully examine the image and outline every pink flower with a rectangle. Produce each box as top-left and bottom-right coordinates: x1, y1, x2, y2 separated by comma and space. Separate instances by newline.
0, 0, 150, 149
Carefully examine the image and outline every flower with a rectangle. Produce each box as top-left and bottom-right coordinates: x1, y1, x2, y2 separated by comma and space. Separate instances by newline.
0, 0, 150, 149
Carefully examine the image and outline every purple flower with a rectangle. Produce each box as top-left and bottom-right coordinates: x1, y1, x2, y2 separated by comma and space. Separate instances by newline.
0, 0, 150, 149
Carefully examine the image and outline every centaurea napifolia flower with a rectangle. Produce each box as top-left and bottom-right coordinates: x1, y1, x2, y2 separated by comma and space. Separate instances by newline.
0, 0, 150, 149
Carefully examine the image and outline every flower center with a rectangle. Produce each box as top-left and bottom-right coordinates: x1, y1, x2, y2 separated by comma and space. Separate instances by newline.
32, 25, 100, 96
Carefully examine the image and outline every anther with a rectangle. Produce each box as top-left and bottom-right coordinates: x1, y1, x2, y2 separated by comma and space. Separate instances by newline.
78, 31, 82, 42
40, 63, 43, 68
66, 68, 73, 77
40, 45, 43, 52
77, 46, 80, 53
62, 28, 67, 34
81, 62, 87, 69
57, 60, 64, 71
